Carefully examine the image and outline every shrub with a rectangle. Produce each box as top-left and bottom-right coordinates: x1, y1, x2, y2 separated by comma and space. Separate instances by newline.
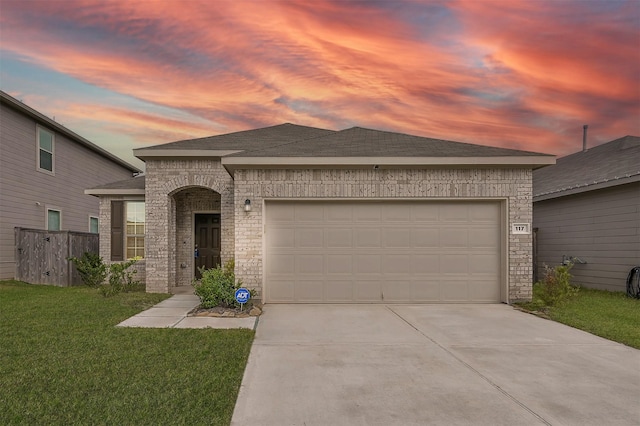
193, 259, 253, 309
534, 263, 580, 307
99, 259, 140, 297
68, 252, 108, 287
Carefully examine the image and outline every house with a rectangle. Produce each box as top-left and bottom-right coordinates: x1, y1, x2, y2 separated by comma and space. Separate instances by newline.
87, 124, 555, 303
0, 90, 141, 280
533, 135, 640, 292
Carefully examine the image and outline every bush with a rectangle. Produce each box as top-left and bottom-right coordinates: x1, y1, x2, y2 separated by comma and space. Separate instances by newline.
99, 259, 141, 297
68, 252, 108, 287
533, 263, 580, 307
193, 259, 252, 309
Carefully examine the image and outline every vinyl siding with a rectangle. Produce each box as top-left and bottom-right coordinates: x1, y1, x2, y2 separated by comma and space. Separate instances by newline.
533, 182, 640, 292
0, 102, 134, 280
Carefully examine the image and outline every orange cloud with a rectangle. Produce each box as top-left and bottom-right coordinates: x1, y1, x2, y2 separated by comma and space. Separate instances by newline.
1, 0, 637, 159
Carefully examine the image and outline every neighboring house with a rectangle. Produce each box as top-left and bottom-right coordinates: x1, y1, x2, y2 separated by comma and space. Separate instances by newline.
533, 135, 640, 292
87, 124, 554, 303
0, 90, 141, 280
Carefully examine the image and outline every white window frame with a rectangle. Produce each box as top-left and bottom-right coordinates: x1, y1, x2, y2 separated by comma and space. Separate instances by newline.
125, 201, 145, 260
89, 216, 99, 234
36, 125, 55, 175
46, 206, 62, 231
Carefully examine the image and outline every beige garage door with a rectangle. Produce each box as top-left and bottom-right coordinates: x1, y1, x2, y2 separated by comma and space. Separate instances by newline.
265, 200, 502, 303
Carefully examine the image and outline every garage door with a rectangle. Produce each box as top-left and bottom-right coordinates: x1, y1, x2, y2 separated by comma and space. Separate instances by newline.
265, 200, 502, 303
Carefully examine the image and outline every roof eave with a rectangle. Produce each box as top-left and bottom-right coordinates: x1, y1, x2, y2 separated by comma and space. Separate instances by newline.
84, 189, 146, 197
533, 174, 640, 202
222, 155, 556, 175
133, 148, 244, 160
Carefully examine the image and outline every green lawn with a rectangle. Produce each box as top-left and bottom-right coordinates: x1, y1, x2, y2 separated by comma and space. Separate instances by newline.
0, 280, 254, 425
521, 287, 640, 349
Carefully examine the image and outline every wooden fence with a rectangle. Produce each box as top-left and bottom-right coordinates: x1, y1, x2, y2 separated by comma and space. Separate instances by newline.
15, 228, 99, 286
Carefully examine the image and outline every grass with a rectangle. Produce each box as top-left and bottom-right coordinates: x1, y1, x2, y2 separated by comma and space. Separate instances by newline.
0, 280, 255, 425
519, 286, 640, 349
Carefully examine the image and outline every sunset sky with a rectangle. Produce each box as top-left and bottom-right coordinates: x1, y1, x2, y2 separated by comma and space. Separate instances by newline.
1, 0, 638, 169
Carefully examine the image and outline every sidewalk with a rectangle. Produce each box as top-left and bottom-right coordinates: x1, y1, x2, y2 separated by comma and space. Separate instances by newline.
117, 294, 257, 329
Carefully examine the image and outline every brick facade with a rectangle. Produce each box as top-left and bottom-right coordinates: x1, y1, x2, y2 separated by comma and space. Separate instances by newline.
144, 159, 234, 293
233, 168, 533, 302
101, 164, 534, 302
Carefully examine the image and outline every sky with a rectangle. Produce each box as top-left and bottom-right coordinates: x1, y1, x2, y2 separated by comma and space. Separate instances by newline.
1, 0, 639, 170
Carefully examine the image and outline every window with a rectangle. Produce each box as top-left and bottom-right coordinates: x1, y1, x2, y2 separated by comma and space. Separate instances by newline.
37, 126, 54, 173
47, 209, 61, 231
126, 202, 145, 259
111, 201, 145, 261
89, 216, 99, 234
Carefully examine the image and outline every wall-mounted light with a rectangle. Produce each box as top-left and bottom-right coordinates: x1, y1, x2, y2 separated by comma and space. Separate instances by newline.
244, 199, 251, 212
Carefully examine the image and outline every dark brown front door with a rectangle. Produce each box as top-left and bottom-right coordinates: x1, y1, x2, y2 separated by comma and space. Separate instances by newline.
195, 214, 221, 279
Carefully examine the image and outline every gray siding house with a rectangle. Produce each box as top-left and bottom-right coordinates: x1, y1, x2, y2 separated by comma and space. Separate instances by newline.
0, 91, 141, 280
533, 136, 640, 292
88, 124, 554, 303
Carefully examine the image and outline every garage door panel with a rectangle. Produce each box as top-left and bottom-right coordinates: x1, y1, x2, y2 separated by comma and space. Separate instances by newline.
327, 204, 353, 221
413, 254, 440, 273
414, 228, 439, 248
269, 228, 295, 248
355, 228, 381, 247
470, 203, 500, 221
355, 254, 382, 273
268, 280, 295, 302
440, 254, 468, 273
295, 280, 325, 302
355, 280, 382, 301
469, 228, 499, 248
327, 254, 353, 274
412, 280, 441, 301
469, 254, 500, 274
382, 280, 412, 301
294, 204, 324, 221
354, 204, 382, 221
265, 201, 502, 303
295, 255, 324, 274
441, 228, 468, 247
382, 254, 413, 274
325, 280, 354, 302
296, 228, 324, 248
327, 229, 353, 247
269, 254, 295, 274
442, 280, 470, 301
440, 204, 469, 222
412, 204, 439, 221
384, 228, 412, 248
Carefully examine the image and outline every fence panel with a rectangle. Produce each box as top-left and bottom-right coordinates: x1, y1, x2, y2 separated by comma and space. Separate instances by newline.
15, 228, 99, 286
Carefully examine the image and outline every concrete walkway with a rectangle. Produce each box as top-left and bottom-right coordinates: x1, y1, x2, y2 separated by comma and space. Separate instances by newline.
232, 304, 640, 426
116, 294, 257, 329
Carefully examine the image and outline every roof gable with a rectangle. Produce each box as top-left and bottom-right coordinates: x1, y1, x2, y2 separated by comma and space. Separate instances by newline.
533, 135, 640, 201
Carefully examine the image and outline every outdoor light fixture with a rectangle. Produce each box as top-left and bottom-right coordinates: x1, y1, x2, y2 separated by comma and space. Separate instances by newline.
244, 199, 251, 212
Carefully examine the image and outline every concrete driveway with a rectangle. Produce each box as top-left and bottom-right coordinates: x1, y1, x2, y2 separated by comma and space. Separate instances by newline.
231, 304, 640, 426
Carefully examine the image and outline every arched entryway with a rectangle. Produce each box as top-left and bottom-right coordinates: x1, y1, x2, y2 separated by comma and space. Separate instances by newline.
172, 186, 221, 289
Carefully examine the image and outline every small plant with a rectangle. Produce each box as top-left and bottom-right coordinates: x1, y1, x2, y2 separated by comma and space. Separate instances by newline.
533, 262, 580, 308
99, 259, 140, 297
68, 252, 108, 287
193, 259, 254, 309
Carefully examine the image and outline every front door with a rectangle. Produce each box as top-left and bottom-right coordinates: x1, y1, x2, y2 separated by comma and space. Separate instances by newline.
195, 214, 221, 279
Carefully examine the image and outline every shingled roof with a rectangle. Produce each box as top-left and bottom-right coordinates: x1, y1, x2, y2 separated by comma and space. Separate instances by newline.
533, 135, 640, 202
85, 175, 145, 195
227, 126, 547, 158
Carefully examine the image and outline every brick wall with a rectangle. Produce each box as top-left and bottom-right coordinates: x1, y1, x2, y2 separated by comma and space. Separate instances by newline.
234, 168, 534, 302
144, 159, 233, 293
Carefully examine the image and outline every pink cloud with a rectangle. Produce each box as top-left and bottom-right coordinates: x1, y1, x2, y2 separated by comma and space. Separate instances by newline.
1, 0, 637, 158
